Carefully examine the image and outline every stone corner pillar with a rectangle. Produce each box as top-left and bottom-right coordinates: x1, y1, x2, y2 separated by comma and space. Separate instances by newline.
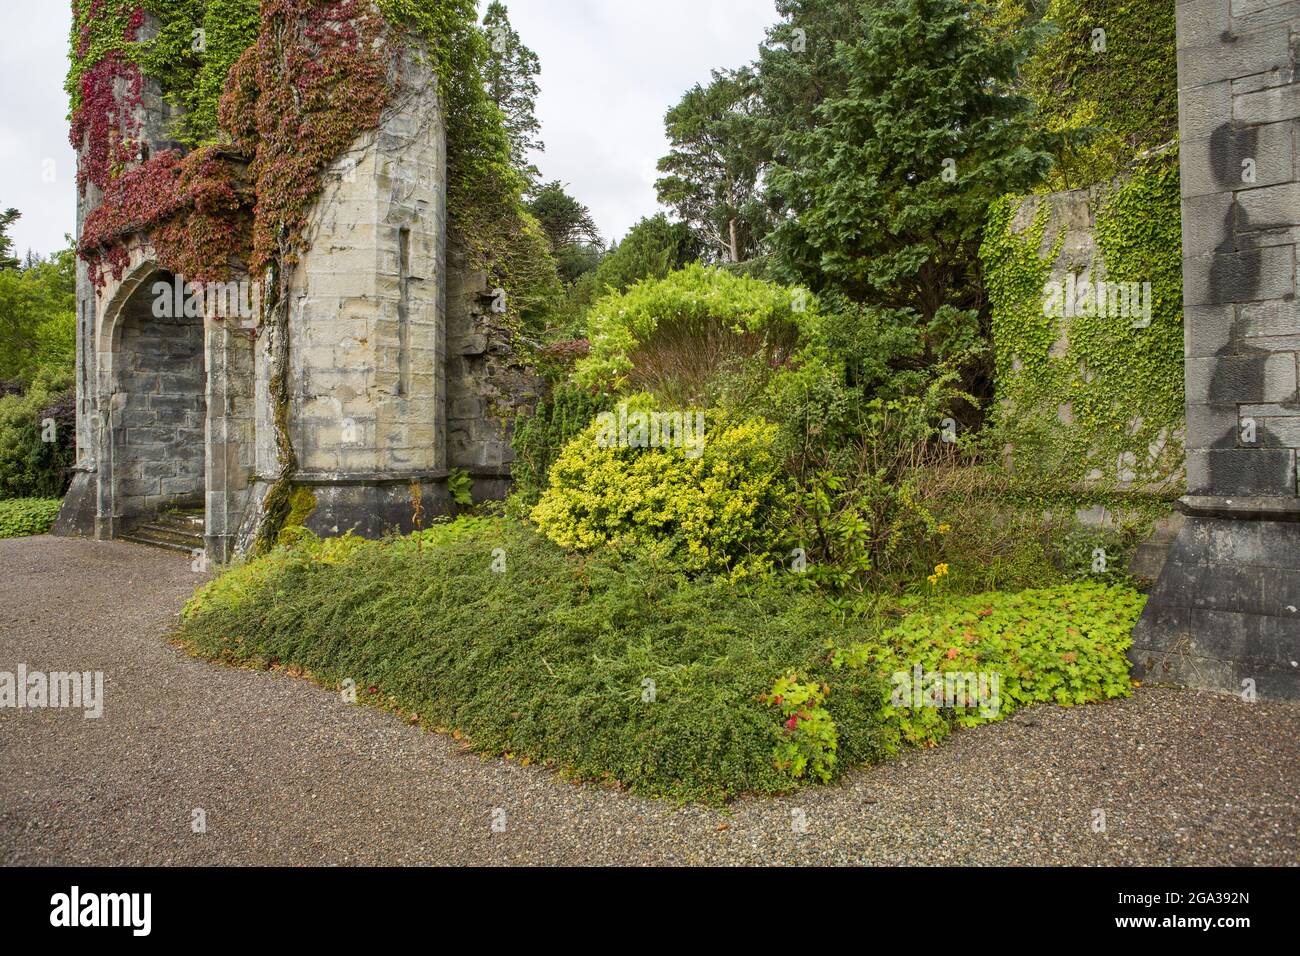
1132, 0, 1300, 699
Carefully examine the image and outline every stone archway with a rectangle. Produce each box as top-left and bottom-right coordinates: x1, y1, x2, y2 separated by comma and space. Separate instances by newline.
95, 266, 206, 538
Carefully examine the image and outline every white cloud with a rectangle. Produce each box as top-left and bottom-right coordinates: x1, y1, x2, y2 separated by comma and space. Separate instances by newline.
0, 0, 777, 257
508, 0, 776, 243
0, 2, 79, 258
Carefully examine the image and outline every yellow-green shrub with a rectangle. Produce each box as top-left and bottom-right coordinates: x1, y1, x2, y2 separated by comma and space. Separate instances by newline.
576, 263, 815, 403
530, 408, 792, 576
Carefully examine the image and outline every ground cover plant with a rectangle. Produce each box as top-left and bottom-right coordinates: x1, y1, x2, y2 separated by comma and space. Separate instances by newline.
0, 498, 64, 539
178, 518, 1145, 803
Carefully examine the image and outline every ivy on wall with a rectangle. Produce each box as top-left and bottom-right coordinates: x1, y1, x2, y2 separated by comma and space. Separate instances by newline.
143, 0, 261, 147
979, 147, 1185, 495
991, 0, 1178, 190
68, 1, 146, 193
69, 0, 561, 326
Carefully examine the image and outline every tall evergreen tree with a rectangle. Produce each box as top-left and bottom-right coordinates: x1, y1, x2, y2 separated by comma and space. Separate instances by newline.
0, 207, 20, 271
527, 181, 603, 285
752, 0, 866, 182
764, 0, 1052, 397
655, 68, 769, 264
481, 1, 544, 187
527, 181, 601, 252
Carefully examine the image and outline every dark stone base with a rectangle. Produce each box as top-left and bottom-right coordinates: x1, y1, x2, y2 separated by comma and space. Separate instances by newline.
1131, 510, 1300, 700
50, 470, 97, 538
303, 479, 456, 539
231, 469, 514, 555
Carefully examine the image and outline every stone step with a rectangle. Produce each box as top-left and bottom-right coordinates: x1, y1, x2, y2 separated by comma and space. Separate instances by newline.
121, 523, 205, 555
154, 511, 206, 533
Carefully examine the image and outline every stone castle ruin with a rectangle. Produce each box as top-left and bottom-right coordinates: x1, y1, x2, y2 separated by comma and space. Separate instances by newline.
48, 1, 1300, 699
54, 4, 541, 561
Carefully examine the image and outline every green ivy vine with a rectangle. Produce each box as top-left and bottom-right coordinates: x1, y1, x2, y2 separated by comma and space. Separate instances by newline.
980, 147, 1184, 498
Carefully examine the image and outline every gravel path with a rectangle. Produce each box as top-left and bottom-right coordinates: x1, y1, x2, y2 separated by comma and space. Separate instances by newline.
2, 534, 1297, 866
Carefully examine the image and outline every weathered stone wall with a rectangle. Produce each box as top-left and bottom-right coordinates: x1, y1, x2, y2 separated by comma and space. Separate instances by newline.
996, 181, 1185, 492
1178, 0, 1300, 492
238, 32, 454, 547
59, 19, 542, 556
206, 317, 257, 562
58, 11, 188, 538
277, 38, 447, 482
445, 239, 545, 501
1133, 0, 1300, 699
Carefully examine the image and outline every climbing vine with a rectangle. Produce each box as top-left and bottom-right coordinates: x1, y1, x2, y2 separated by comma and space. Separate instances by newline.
68, 1, 146, 193
979, 147, 1184, 495
69, 0, 563, 547
233, 0, 389, 273
144, 0, 261, 146
990, 0, 1178, 189
80, 146, 253, 285
70, 0, 559, 310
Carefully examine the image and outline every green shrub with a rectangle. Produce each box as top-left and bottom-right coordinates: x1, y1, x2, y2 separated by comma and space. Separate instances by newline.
576, 263, 815, 403
836, 582, 1143, 748
0, 498, 63, 538
178, 519, 891, 802
530, 404, 792, 576
509, 383, 611, 506
0, 368, 76, 500
786, 398, 948, 592
902, 462, 1172, 596
178, 521, 1141, 801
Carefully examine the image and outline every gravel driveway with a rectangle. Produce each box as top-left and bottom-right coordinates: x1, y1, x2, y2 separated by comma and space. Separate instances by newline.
1, 534, 1296, 866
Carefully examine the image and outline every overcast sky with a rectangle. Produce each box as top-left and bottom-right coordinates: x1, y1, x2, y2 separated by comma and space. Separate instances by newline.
0, 0, 777, 259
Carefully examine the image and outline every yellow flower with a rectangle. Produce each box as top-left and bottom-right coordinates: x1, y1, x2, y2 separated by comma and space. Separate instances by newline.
937, 524, 951, 534
934, 564, 949, 577
927, 574, 939, 585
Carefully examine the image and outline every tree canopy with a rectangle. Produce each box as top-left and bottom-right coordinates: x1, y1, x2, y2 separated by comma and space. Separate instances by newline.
482, 1, 544, 187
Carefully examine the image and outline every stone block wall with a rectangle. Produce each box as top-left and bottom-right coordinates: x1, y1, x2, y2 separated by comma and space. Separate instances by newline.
113, 290, 205, 517
1177, 0, 1300, 493
1132, 0, 1300, 699
59, 11, 188, 538
58, 17, 544, 556
269, 37, 448, 486
237, 31, 459, 547
206, 320, 257, 561
993, 181, 1185, 492
445, 239, 546, 500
